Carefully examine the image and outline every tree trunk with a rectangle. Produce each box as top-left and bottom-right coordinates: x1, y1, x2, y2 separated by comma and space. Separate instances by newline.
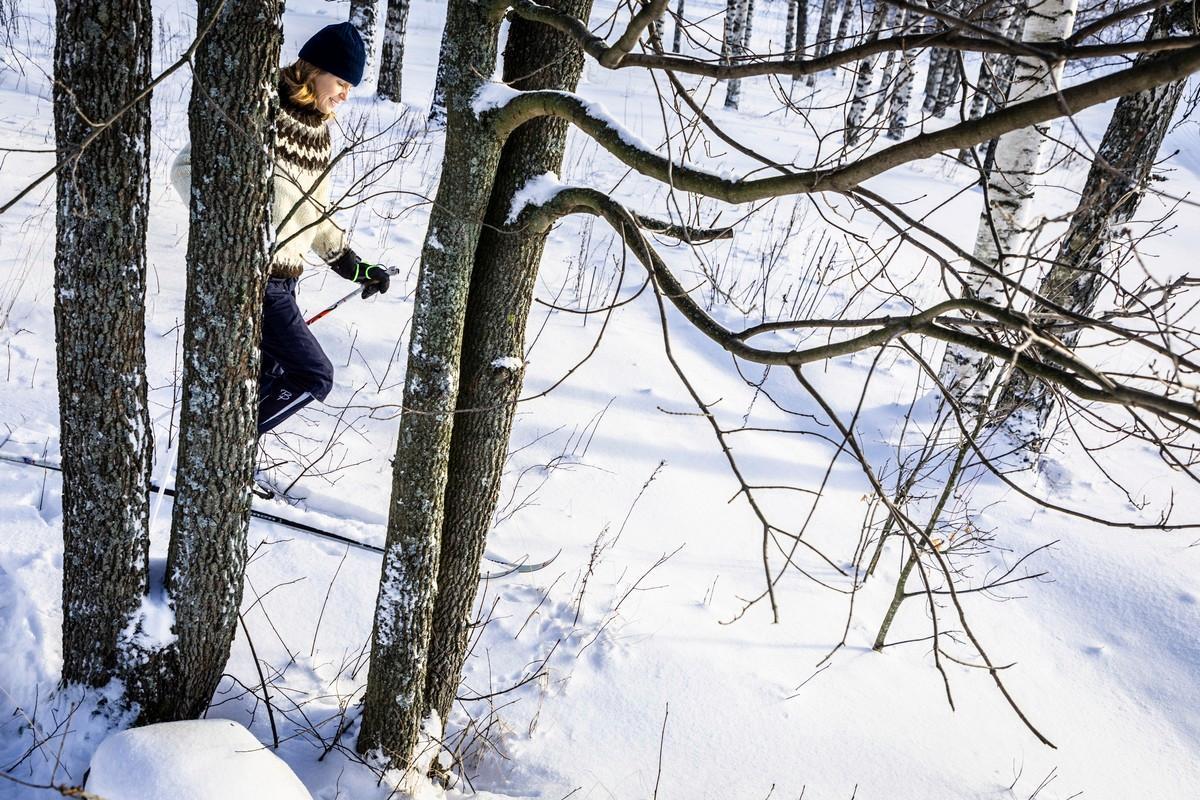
931, 47, 962, 118
978, 36, 1022, 177
922, 1, 963, 114
923, 47, 947, 112
886, 10, 921, 139
785, 0, 797, 55
53, 0, 153, 693
377, 0, 412, 102
871, 4, 900, 117
721, 0, 743, 64
998, 4, 1191, 443
154, 0, 282, 722
672, 0, 685, 53
832, 0, 854, 50
795, 0, 808, 59
807, 0, 840, 85
429, 21, 452, 125
349, 0, 378, 72
938, 0, 1078, 406
651, 0, 666, 44
959, 2, 1023, 164
423, 0, 594, 727
844, 0, 888, 145
724, 0, 753, 109
872, 547, 918, 650
358, 0, 507, 770
741, 0, 755, 50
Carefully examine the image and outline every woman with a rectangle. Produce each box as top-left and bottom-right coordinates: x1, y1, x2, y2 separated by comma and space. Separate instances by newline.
172, 21, 389, 435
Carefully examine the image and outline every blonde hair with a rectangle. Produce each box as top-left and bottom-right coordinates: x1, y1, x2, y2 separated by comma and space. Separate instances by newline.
280, 59, 333, 119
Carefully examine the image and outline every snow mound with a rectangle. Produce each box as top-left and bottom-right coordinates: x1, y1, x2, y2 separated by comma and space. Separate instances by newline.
85, 719, 311, 800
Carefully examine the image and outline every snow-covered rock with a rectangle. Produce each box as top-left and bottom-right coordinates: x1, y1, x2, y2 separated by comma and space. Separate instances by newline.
86, 719, 311, 800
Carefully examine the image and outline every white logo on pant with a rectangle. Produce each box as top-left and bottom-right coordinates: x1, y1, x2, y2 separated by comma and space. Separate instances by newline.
261, 390, 313, 428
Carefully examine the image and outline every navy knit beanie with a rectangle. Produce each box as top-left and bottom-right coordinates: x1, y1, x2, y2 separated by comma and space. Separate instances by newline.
298, 22, 367, 86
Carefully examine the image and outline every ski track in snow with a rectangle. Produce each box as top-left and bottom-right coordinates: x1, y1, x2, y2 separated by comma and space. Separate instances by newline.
1, 1, 1199, 798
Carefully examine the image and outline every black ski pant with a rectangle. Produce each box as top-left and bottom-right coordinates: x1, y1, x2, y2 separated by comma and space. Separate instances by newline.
258, 277, 334, 434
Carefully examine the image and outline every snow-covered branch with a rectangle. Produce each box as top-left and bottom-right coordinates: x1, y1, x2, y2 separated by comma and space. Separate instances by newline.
482, 43, 1200, 202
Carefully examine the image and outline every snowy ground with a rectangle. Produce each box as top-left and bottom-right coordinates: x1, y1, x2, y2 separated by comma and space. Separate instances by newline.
1, 1, 1199, 798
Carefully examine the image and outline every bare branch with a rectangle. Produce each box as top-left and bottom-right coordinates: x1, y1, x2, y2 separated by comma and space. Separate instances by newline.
487, 45, 1200, 201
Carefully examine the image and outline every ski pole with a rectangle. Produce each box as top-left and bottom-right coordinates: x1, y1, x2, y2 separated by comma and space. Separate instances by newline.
0, 449, 560, 575
305, 265, 400, 326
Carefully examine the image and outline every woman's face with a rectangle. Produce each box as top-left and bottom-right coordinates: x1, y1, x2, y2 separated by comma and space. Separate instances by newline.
312, 70, 351, 114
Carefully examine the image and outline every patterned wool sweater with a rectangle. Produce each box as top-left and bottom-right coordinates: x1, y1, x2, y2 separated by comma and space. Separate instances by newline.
171, 79, 349, 279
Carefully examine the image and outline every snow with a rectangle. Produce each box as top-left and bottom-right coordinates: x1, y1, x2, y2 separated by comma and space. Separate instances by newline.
86, 719, 312, 800
474, 83, 728, 180
491, 356, 525, 371
471, 81, 521, 116
120, 560, 178, 653
1, 1, 1198, 800
574, 93, 658, 154
505, 172, 563, 224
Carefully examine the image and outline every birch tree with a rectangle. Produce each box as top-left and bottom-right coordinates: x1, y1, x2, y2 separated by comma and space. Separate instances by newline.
785, 0, 804, 56
938, 0, 1079, 405
349, 0, 379, 72
886, 9, 921, 139
870, 4, 900, 117
845, 0, 888, 145
958, 2, 1024, 163
832, 0, 855, 50
967, 2, 1023, 119
377, 0, 412, 102
997, 2, 1194, 445
929, 47, 963, 118
651, 0, 667, 44
807, 0, 840, 84
53, 0, 154, 695
724, 0, 754, 109
922, 1, 962, 114
672, 0, 685, 53
722, 0, 748, 84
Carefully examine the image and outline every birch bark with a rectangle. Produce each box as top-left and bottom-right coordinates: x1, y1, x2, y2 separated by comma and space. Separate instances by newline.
938, 0, 1079, 405
886, 10, 922, 139
998, 4, 1191, 443
349, 0, 378, 71
377, 0, 412, 102
724, 0, 754, 109
845, 0, 889, 145
807, 0, 840, 85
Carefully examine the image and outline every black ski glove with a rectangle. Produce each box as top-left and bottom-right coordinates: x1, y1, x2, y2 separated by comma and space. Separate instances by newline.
331, 250, 391, 299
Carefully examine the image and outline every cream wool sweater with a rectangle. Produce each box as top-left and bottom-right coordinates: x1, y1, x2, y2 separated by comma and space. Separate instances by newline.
171, 81, 349, 279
